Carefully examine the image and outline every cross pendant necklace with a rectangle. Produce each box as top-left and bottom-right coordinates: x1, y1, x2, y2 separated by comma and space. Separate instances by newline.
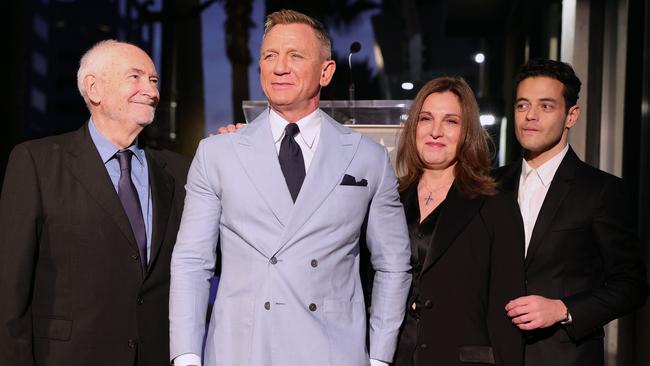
420, 177, 452, 206
424, 192, 434, 205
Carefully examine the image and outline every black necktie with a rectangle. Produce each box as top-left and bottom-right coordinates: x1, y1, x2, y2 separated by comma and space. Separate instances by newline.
279, 123, 306, 202
115, 149, 147, 270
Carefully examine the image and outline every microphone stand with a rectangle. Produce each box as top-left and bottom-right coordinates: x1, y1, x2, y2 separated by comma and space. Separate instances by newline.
348, 42, 361, 124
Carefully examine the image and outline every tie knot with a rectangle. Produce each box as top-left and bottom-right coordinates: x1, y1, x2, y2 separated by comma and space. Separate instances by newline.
115, 149, 134, 172
284, 123, 300, 138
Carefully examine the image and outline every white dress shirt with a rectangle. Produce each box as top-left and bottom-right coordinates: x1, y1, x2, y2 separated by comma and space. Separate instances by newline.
269, 107, 321, 172
174, 109, 388, 366
518, 144, 569, 257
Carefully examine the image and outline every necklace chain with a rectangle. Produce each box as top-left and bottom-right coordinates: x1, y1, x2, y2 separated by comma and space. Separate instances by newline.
419, 178, 451, 206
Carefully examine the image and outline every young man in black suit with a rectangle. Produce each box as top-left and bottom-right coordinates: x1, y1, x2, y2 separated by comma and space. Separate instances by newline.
493, 58, 648, 366
0, 40, 189, 366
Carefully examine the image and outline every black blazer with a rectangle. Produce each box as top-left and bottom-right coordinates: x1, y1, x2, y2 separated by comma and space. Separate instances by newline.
492, 147, 649, 366
393, 183, 524, 366
0, 124, 189, 366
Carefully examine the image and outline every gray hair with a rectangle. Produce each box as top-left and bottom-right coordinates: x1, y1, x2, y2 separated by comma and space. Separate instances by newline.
76, 39, 131, 107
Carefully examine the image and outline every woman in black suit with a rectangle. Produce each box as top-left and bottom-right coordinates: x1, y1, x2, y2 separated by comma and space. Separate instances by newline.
392, 77, 524, 366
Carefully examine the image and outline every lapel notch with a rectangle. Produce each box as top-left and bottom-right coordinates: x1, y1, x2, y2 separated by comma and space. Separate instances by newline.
232, 112, 294, 227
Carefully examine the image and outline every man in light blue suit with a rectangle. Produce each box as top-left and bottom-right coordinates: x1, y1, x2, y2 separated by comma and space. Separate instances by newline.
169, 9, 411, 366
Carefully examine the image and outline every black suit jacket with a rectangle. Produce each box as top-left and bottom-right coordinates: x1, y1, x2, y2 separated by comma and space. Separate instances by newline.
0, 124, 189, 366
492, 147, 649, 366
393, 183, 525, 366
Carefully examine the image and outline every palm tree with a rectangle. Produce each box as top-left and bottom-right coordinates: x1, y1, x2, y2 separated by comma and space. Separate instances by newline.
225, 0, 254, 123
223, 0, 381, 124
139, 0, 218, 156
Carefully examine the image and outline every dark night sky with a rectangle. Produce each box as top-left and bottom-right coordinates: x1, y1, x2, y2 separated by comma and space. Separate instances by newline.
199, 0, 380, 133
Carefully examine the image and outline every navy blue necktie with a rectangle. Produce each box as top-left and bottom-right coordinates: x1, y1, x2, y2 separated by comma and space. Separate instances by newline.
115, 150, 147, 270
279, 123, 306, 202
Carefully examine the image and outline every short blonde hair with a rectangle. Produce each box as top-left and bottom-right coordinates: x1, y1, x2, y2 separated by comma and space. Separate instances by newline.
263, 9, 332, 60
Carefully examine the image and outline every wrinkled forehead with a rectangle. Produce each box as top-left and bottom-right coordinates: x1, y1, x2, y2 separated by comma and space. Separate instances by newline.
101, 44, 157, 75
260, 23, 322, 54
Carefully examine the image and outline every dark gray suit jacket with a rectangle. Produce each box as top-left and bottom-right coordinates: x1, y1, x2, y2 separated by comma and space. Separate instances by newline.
0, 123, 189, 366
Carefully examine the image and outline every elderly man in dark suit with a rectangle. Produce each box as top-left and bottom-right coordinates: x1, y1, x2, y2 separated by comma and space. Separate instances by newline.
494, 58, 648, 366
0, 40, 189, 366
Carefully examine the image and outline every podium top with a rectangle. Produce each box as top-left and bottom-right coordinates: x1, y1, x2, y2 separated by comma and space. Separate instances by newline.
242, 100, 413, 125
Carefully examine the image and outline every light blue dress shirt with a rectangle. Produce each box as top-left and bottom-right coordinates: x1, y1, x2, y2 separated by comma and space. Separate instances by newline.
88, 119, 153, 261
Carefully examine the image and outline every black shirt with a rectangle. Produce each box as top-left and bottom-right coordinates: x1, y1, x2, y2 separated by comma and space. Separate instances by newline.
404, 183, 446, 272
401, 182, 447, 311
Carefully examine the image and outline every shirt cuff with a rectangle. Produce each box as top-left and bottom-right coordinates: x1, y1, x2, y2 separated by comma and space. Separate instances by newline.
173, 353, 201, 366
370, 358, 389, 366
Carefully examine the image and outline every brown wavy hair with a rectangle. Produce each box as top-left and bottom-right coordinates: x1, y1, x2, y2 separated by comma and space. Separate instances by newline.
396, 76, 496, 198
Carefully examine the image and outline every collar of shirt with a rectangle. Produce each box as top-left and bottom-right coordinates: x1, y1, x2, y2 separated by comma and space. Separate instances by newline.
269, 108, 320, 149
520, 143, 569, 188
88, 117, 146, 166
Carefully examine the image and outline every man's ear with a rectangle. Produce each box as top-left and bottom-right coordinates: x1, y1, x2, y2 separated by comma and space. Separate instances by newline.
84, 74, 101, 104
319, 60, 336, 87
565, 104, 580, 129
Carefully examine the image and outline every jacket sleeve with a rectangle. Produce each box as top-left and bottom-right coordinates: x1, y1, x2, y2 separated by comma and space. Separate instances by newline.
562, 177, 649, 340
483, 193, 525, 366
0, 144, 40, 366
364, 147, 412, 363
168, 139, 222, 361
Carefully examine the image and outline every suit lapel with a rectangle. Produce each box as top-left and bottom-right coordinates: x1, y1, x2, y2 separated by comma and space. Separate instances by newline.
63, 124, 141, 260
524, 149, 578, 269
275, 113, 360, 254
420, 185, 484, 276
232, 111, 294, 227
401, 183, 422, 265
494, 160, 527, 260
146, 150, 174, 274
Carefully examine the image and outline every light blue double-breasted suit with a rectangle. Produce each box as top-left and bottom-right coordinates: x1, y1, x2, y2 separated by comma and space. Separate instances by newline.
169, 109, 411, 366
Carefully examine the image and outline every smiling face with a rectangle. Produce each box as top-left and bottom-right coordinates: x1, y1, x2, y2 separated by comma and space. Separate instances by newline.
514, 76, 579, 166
415, 91, 463, 171
259, 23, 335, 121
88, 43, 160, 132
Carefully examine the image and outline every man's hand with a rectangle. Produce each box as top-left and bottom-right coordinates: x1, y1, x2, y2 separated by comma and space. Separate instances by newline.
505, 295, 568, 330
212, 123, 245, 136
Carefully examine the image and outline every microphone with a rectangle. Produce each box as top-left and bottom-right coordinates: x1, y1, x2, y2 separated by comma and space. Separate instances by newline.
348, 41, 362, 69
348, 42, 362, 124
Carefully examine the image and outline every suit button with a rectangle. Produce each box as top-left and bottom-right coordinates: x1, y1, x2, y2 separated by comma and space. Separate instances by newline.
127, 339, 137, 349
270, 256, 278, 264
424, 299, 433, 309
264, 301, 271, 310
131, 254, 139, 261
137, 297, 144, 305
311, 259, 318, 268
309, 303, 317, 312
419, 343, 428, 350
